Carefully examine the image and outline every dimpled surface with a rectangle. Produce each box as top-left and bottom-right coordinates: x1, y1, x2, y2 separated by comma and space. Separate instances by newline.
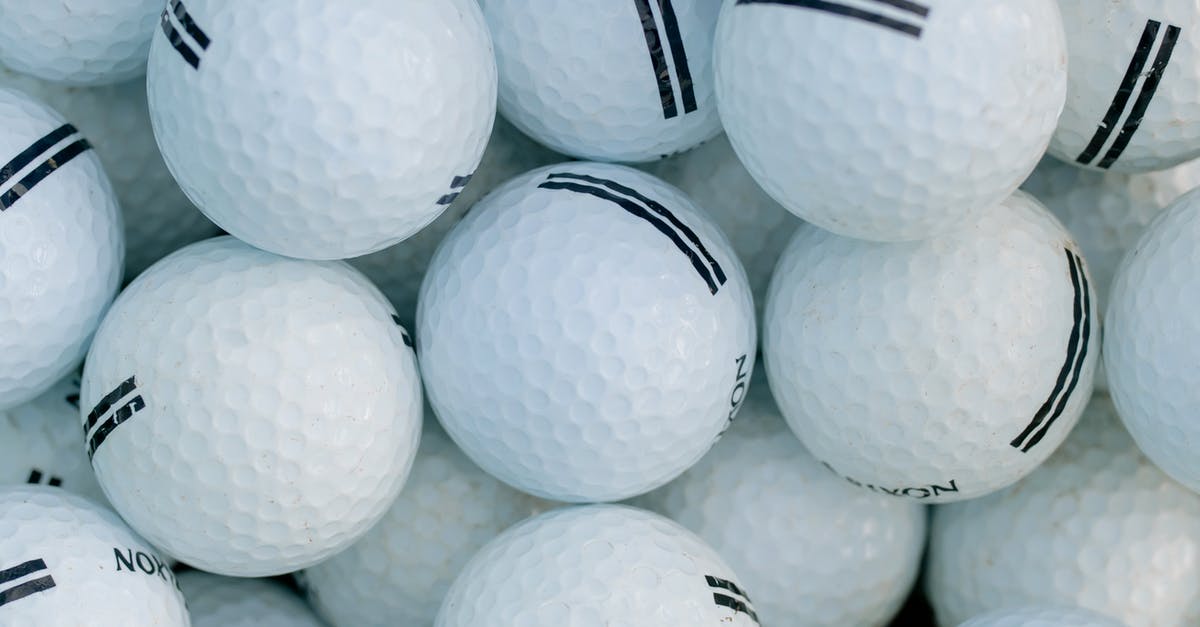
639, 133, 800, 328
80, 236, 423, 576
177, 571, 324, 627
0, 486, 188, 626
436, 504, 760, 626
634, 370, 926, 627
482, 0, 722, 162
0, 65, 215, 279
419, 162, 756, 502
0, 0, 159, 86
146, 0, 496, 260
959, 606, 1130, 627
0, 86, 123, 411
765, 191, 1098, 503
349, 116, 562, 330
1106, 187, 1200, 493
927, 394, 1200, 627
300, 421, 551, 627
716, 0, 1066, 242
0, 375, 107, 506
1051, 1, 1200, 173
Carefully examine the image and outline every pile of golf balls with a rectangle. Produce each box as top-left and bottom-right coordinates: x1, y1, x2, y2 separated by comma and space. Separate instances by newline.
4, 1, 1200, 625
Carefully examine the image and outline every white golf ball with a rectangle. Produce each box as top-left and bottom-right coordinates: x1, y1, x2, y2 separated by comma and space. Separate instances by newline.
634, 369, 926, 626
300, 420, 551, 627
959, 606, 1129, 627
178, 570, 325, 627
0, 86, 123, 411
1050, 0, 1200, 173
0, 485, 188, 625
436, 504, 760, 626
482, 0, 722, 162
0, 375, 106, 506
348, 116, 562, 330
0, 64, 216, 279
765, 190, 1098, 503
80, 236, 423, 576
418, 162, 756, 502
1106, 186, 1200, 494
926, 394, 1200, 627
146, 0, 497, 260
715, 0, 1066, 242
0, 0, 160, 86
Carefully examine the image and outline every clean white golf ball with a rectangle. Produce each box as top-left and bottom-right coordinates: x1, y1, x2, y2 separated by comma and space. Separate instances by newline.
635, 369, 926, 627
80, 236, 423, 576
1050, 0, 1200, 173
436, 504, 761, 626
0, 0, 161, 85
178, 570, 325, 627
419, 162, 756, 502
0, 375, 106, 506
300, 420, 551, 627
765, 190, 1098, 503
482, 0, 722, 162
0, 485, 188, 626
926, 394, 1200, 627
1106, 186, 1200, 494
959, 606, 1129, 627
349, 116, 562, 330
0, 64, 215, 279
146, 0, 497, 260
0, 86, 123, 411
715, 0, 1067, 242
639, 133, 800, 328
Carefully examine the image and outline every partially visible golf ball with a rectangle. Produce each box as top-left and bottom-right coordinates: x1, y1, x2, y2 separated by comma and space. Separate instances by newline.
178, 570, 325, 627
959, 606, 1129, 627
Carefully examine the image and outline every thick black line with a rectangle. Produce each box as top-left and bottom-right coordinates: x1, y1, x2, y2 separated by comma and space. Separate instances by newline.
1011, 250, 1084, 451
538, 180, 721, 294
705, 575, 752, 600
1098, 24, 1180, 169
864, 0, 930, 17
87, 396, 145, 459
170, 0, 210, 50
712, 593, 759, 622
546, 172, 727, 287
635, 0, 679, 118
1076, 20, 1160, 165
735, 0, 924, 38
1024, 253, 1092, 451
0, 139, 91, 211
25, 470, 41, 485
657, 0, 696, 114
0, 576, 55, 608
160, 12, 201, 70
450, 173, 473, 189
436, 192, 460, 206
0, 559, 47, 586
48, 477, 61, 487
84, 377, 138, 436
0, 124, 77, 191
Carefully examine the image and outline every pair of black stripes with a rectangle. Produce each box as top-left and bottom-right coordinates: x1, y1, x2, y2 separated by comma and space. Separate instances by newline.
1011, 250, 1092, 453
437, 173, 474, 206
25, 470, 62, 487
1076, 19, 1180, 169
83, 377, 146, 460
0, 124, 91, 212
635, 0, 698, 119
160, 0, 210, 70
706, 575, 759, 622
537, 172, 727, 295
737, 0, 930, 38
0, 559, 55, 609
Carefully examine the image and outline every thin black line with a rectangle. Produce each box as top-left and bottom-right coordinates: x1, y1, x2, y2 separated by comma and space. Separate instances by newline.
1011, 250, 1084, 451
436, 192, 461, 206
546, 172, 727, 287
864, 0, 929, 17
1076, 20, 1160, 165
539, 180, 720, 294
87, 396, 145, 459
0, 139, 91, 211
0, 124, 77, 190
705, 575, 752, 600
1024, 253, 1092, 451
160, 12, 201, 70
450, 173, 472, 189
1098, 24, 1180, 169
0, 576, 55, 608
170, 0, 210, 50
712, 593, 759, 622
735, 0, 924, 38
657, 0, 696, 114
84, 377, 137, 436
0, 559, 47, 586
635, 0, 678, 118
